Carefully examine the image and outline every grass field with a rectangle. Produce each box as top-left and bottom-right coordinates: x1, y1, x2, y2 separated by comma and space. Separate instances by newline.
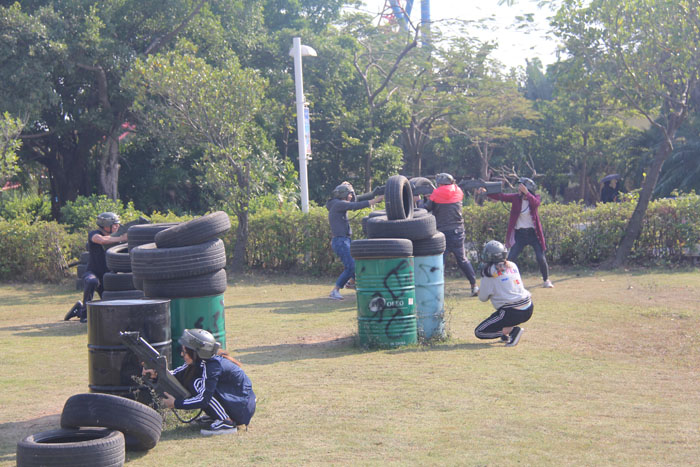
1, 268, 699, 466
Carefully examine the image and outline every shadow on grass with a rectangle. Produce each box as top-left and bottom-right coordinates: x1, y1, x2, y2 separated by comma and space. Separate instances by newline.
228, 297, 357, 315
0, 320, 87, 337
0, 414, 60, 462
239, 336, 358, 364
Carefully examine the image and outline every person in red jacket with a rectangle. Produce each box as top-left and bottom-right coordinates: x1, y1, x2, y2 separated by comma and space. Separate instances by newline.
478, 177, 553, 288
425, 173, 479, 296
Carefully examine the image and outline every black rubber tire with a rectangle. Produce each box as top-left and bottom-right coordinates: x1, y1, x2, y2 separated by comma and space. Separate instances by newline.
361, 216, 370, 236
60, 393, 162, 451
369, 208, 426, 219
412, 231, 446, 256
385, 175, 414, 220
130, 239, 227, 280
77, 264, 87, 279
127, 223, 179, 252
16, 428, 125, 467
131, 274, 144, 291
80, 251, 90, 264
102, 272, 135, 292
101, 289, 144, 300
366, 215, 437, 241
154, 211, 231, 249
105, 244, 131, 273
351, 238, 413, 258
143, 269, 227, 298
367, 210, 386, 218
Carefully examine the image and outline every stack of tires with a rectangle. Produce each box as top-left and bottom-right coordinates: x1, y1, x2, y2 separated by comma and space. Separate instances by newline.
103, 243, 144, 300
126, 223, 180, 291
75, 251, 90, 291
17, 392, 163, 466
130, 212, 230, 366
358, 175, 447, 341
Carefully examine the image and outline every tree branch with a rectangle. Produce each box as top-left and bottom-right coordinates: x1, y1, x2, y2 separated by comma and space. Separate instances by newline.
144, 0, 207, 55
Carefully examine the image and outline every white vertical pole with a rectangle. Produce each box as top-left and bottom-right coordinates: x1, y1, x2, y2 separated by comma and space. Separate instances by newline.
292, 37, 310, 213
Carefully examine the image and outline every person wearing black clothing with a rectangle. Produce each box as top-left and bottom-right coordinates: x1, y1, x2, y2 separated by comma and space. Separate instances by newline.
425, 173, 479, 296
64, 212, 127, 322
326, 182, 383, 300
600, 180, 620, 203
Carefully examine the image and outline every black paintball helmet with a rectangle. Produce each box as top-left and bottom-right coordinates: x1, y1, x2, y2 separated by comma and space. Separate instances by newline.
96, 212, 120, 229
332, 183, 356, 201
409, 177, 436, 193
481, 240, 508, 264
518, 177, 536, 193
179, 328, 221, 360
435, 173, 455, 186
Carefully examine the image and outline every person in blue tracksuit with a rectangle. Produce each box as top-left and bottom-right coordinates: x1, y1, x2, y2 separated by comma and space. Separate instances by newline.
146, 328, 256, 436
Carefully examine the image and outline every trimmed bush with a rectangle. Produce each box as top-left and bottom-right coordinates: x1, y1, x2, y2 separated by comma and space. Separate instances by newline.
1, 194, 699, 283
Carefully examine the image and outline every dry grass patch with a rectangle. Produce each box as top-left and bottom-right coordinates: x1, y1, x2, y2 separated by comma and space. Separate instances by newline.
0, 269, 699, 466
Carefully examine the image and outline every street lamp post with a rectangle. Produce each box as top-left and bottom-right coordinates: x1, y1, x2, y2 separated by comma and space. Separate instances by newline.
290, 37, 317, 213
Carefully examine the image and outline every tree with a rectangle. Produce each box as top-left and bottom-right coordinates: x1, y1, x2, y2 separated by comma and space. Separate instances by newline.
125, 47, 287, 272
448, 75, 540, 180
554, 0, 700, 266
0, 112, 22, 182
342, 13, 416, 191
0, 0, 210, 217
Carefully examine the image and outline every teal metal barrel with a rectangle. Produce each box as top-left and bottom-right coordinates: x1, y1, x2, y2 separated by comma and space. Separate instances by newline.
355, 257, 417, 348
87, 299, 171, 400
169, 293, 226, 367
414, 254, 445, 340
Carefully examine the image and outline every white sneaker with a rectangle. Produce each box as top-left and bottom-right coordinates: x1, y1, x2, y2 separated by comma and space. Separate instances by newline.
470, 285, 479, 297
329, 290, 344, 300
543, 280, 554, 288
200, 419, 237, 436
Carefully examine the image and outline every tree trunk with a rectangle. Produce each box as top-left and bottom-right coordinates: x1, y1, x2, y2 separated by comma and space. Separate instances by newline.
100, 130, 120, 200
364, 144, 374, 193
612, 139, 673, 267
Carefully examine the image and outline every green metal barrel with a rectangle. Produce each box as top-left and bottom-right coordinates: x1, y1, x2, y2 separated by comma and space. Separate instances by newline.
170, 293, 226, 367
355, 257, 417, 348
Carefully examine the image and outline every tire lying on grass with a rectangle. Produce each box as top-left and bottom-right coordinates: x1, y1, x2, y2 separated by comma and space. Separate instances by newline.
61, 393, 162, 451
154, 211, 231, 249
143, 269, 227, 298
16, 428, 125, 467
130, 239, 227, 281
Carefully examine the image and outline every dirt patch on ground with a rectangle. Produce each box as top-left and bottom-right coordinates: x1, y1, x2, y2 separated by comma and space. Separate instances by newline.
0, 413, 61, 463
292, 333, 354, 347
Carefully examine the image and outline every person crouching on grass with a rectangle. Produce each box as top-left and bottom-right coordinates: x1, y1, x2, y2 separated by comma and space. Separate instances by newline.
143, 328, 256, 436
475, 240, 533, 347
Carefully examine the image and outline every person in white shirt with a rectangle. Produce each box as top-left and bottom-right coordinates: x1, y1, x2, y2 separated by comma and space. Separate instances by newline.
475, 240, 534, 347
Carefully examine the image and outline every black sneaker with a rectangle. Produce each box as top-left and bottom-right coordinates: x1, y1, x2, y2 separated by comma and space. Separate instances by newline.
64, 301, 82, 321
500, 334, 510, 343
200, 419, 237, 436
505, 326, 523, 347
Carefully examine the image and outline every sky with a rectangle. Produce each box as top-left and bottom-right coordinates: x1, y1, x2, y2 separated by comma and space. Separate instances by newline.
357, 0, 562, 69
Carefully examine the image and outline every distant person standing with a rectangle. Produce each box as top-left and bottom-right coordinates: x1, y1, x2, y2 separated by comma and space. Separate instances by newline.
425, 173, 479, 296
478, 177, 552, 288
326, 182, 383, 300
64, 212, 127, 322
600, 179, 620, 203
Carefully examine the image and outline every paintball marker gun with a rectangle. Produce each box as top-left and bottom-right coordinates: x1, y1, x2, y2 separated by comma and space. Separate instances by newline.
111, 216, 151, 238
119, 331, 190, 400
457, 178, 502, 195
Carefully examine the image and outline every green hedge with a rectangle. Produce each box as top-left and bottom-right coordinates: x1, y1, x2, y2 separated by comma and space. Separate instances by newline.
1, 194, 698, 282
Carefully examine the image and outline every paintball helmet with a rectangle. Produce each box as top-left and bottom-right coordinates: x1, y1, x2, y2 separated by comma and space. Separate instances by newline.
435, 173, 455, 186
96, 212, 120, 229
178, 328, 221, 360
518, 177, 536, 193
332, 183, 356, 201
481, 240, 508, 264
